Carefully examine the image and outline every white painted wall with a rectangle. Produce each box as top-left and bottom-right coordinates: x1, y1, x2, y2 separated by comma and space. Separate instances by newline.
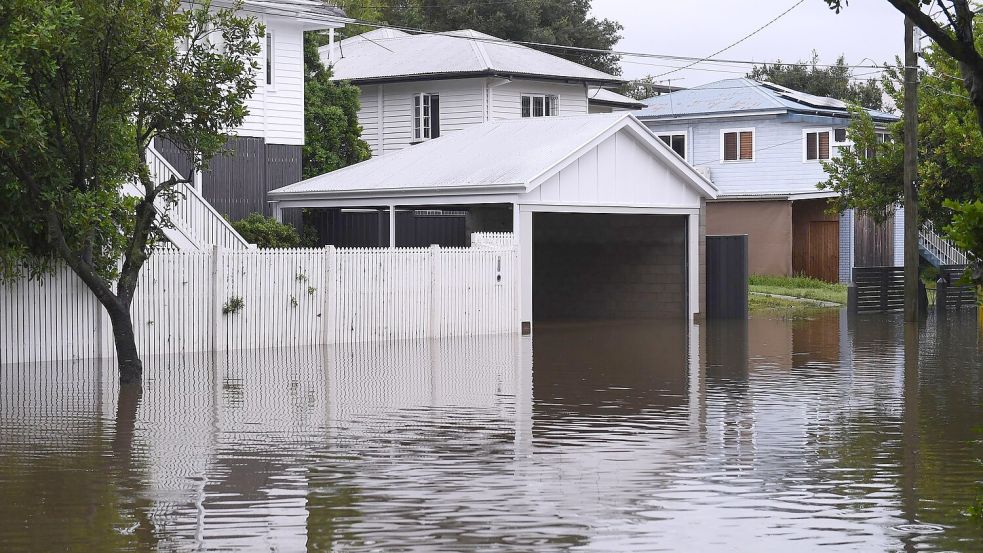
354, 77, 591, 156
643, 115, 844, 197
237, 16, 307, 146
519, 128, 705, 210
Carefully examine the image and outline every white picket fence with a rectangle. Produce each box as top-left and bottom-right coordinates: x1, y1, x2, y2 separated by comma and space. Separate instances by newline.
0, 244, 518, 365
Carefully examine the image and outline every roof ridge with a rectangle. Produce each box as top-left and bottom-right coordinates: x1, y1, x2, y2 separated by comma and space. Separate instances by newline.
744, 78, 787, 109
466, 33, 494, 70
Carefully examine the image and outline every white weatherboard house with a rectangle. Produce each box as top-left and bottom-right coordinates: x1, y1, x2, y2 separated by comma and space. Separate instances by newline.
635, 78, 903, 283
269, 113, 718, 327
323, 28, 628, 156
155, 0, 350, 230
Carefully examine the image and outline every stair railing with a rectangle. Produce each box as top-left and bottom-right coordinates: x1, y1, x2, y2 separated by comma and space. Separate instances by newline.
146, 145, 253, 250
919, 220, 968, 266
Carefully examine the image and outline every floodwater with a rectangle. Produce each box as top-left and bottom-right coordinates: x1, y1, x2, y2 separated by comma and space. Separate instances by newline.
1, 311, 982, 551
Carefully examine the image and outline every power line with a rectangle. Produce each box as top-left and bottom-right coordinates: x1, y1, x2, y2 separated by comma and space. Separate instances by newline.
340, 16, 893, 72
652, 0, 806, 79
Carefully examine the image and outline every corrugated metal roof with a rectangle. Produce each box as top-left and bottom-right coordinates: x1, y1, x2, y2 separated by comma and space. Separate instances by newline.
588, 87, 645, 108
326, 29, 621, 84
636, 78, 898, 122
234, 0, 348, 21
270, 113, 715, 199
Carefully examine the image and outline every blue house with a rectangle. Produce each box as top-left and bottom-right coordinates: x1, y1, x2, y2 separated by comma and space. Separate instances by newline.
635, 78, 901, 283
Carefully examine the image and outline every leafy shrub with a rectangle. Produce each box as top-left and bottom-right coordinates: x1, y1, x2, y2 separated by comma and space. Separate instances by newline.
231, 213, 301, 248
222, 296, 244, 315
943, 200, 983, 287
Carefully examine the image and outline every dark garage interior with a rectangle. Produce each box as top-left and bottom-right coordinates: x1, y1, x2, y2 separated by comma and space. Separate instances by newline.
533, 212, 688, 321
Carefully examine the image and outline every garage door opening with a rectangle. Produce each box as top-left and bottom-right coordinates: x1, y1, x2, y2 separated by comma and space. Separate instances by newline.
532, 213, 688, 322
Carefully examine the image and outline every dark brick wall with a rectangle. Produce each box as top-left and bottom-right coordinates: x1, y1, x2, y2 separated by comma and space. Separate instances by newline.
533, 213, 687, 321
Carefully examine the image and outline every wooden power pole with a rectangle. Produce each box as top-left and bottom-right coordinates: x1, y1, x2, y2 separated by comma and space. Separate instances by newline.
903, 17, 920, 322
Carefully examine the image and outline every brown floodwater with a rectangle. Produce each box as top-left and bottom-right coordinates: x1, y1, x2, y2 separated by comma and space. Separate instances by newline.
1, 310, 982, 551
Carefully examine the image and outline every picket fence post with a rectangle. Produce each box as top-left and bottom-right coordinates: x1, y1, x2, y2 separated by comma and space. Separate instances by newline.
210, 245, 226, 352
323, 245, 337, 345
429, 244, 439, 337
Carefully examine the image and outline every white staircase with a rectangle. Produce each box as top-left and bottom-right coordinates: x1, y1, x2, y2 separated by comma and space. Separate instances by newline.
918, 221, 968, 267
124, 146, 253, 251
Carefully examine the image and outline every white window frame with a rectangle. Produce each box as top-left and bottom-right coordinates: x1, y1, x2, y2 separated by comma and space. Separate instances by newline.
265, 31, 275, 90
413, 93, 438, 142
803, 127, 833, 162
656, 132, 687, 160
520, 93, 560, 118
720, 127, 755, 163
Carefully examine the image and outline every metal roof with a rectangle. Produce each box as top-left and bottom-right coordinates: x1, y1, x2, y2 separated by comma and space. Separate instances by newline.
326, 29, 622, 85
587, 87, 645, 109
218, 0, 349, 26
635, 78, 899, 122
269, 113, 715, 200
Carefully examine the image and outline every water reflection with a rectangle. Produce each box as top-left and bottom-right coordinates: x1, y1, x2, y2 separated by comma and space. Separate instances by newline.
0, 311, 981, 551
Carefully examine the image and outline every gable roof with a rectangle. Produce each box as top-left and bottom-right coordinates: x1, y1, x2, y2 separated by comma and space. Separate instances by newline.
588, 87, 645, 109
326, 29, 622, 85
269, 113, 716, 201
635, 78, 898, 122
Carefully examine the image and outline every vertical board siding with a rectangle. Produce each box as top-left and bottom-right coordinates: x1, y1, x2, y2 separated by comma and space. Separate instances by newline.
1, 244, 519, 366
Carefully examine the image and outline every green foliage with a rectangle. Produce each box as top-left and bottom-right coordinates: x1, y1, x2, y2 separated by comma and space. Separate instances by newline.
222, 295, 244, 315
748, 53, 885, 110
943, 200, 983, 286
302, 32, 370, 178
0, 0, 261, 285
818, 106, 903, 222
336, 0, 623, 75
230, 213, 301, 248
820, 32, 983, 227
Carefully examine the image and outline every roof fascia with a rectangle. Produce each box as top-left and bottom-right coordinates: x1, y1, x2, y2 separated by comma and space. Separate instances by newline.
269, 183, 528, 202
336, 71, 622, 87
635, 109, 786, 121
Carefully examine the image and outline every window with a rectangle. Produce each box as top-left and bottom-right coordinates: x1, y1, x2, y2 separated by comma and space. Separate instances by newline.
266, 32, 274, 86
521, 94, 559, 117
657, 133, 686, 160
413, 93, 440, 141
805, 130, 831, 161
862, 132, 892, 159
833, 128, 848, 143
722, 129, 753, 161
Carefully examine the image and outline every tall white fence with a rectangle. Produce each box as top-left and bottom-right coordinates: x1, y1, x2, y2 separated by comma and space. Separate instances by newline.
0, 244, 518, 365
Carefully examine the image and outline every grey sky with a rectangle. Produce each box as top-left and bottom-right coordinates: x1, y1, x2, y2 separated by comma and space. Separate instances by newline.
589, 0, 905, 86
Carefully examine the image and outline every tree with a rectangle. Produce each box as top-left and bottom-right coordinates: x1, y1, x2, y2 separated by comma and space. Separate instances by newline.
748, 52, 885, 110
336, 0, 623, 75
824, 0, 983, 286
0, 0, 262, 384
302, 32, 371, 179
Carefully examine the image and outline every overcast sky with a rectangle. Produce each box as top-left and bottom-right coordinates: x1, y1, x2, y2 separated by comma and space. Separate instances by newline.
589, 0, 905, 86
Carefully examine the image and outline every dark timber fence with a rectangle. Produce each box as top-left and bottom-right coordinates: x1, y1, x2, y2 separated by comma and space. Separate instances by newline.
936, 264, 977, 311
851, 266, 905, 312
706, 235, 748, 319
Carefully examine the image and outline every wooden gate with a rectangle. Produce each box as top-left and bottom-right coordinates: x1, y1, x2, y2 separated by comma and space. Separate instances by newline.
807, 221, 839, 283
706, 235, 748, 319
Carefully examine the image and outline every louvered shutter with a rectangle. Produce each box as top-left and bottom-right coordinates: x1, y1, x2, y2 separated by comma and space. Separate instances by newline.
739, 131, 753, 160
818, 131, 829, 159
724, 132, 738, 161
806, 132, 818, 160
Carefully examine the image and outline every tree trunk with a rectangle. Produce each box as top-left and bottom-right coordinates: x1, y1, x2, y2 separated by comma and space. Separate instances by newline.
108, 307, 143, 385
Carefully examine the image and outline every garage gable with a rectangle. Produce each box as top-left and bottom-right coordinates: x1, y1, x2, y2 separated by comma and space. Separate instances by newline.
519, 123, 711, 209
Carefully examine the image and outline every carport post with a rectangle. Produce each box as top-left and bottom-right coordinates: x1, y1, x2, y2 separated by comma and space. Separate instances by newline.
687, 211, 700, 320
389, 204, 396, 248
518, 207, 533, 334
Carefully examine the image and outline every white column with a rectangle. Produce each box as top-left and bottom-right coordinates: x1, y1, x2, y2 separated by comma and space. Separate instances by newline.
327, 27, 336, 64
519, 208, 533, 332
893, 204, 906, 267
687, 212, 700, 320
389, 205, 396, 248
271, 202, 283, 223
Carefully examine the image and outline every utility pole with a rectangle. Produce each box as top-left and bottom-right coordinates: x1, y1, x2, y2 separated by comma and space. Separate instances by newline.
903, 17, 920, 323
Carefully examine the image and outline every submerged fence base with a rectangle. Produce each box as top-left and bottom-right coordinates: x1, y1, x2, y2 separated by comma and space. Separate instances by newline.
1, 245, 519, 366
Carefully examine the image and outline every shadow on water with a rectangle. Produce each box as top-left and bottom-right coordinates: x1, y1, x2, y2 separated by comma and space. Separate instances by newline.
0, 310, 981, 551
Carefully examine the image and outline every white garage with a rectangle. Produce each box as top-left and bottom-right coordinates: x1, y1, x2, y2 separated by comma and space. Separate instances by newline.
268, 113, 717, 330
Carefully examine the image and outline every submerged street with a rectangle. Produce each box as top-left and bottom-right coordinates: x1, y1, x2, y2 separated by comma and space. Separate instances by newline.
1, 311, 981, 551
